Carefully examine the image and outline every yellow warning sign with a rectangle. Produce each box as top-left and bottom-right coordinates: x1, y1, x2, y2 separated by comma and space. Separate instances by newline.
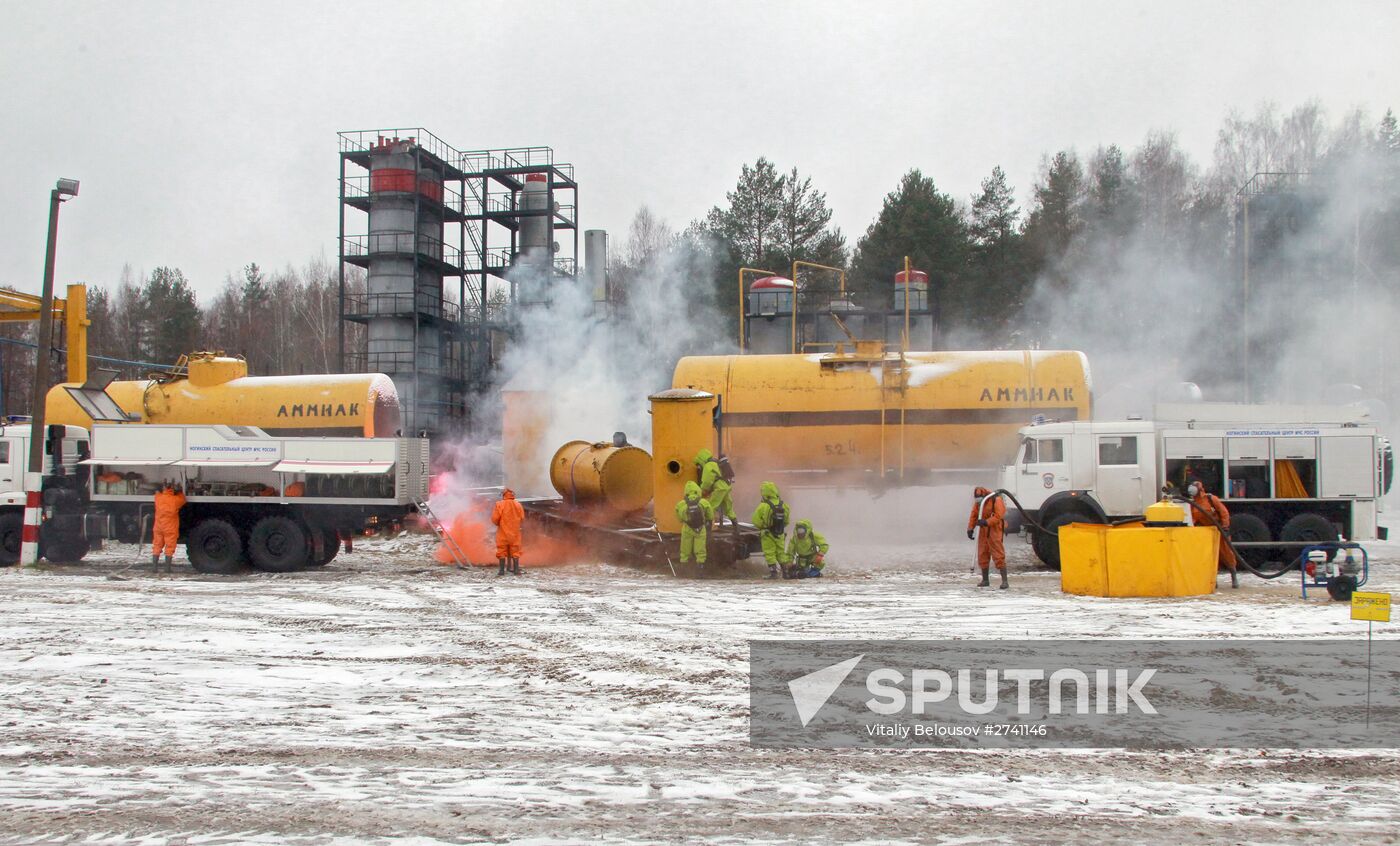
1351, 592, 1392, 623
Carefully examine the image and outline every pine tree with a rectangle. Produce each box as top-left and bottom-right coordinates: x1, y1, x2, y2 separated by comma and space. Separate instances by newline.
1380, 109, 1400, 154
1022, 150, 1085, 289
142, 267, 201, 366
849, 169, 968, 311
1086, 145, 1135, 240
704, 157, 785, 265
699, 158, 847, 335
966, 166, 1027, 341
773, 167, 847, 277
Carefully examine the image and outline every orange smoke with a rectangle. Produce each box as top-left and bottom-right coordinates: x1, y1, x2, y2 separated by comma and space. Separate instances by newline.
433, 507, 588, 567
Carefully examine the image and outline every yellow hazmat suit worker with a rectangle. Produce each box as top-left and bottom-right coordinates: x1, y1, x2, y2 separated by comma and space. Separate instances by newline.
785, 519, 829, 580
751, 480, 791, 580
675, 481, 715, 567
695, 448, 737, 530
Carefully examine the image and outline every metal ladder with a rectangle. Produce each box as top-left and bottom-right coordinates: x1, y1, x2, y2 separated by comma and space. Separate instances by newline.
415, 498, 470, 568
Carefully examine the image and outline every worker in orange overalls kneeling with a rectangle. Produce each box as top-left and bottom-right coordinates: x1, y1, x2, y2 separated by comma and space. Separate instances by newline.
492, 488, 525, 576
1187, 479, 1238, 589
967, 486, 1008, 589
152, 481, 187, 572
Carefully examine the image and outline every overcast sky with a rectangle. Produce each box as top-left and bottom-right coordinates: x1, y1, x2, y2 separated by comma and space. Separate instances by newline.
2, 0, 1397, 300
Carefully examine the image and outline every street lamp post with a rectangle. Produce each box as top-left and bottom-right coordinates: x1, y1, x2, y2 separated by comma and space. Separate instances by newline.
20, 178, 79, 566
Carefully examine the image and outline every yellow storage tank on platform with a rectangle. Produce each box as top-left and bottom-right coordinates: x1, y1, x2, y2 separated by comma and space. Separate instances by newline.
672, 348, 1090, 487
46, 352, 401, 437
1059, 521, 1219, 598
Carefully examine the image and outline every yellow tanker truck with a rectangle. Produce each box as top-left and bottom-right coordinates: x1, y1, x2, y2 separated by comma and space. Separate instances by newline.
46, 352, 402, 438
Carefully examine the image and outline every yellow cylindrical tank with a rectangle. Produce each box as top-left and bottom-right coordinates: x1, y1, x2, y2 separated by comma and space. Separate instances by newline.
650, 389, 717, 534
550, 439, 654, 513
46, 352, 402, 437
672, 349, 1091, 488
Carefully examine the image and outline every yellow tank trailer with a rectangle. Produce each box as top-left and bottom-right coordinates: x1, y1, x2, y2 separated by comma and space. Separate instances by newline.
672, 348, 1091, 487
46, 352, 402, 437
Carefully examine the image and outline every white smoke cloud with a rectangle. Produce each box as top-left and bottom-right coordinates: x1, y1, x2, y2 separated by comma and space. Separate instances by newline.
1014, 130, 1398, 427
456, 239, 730, 501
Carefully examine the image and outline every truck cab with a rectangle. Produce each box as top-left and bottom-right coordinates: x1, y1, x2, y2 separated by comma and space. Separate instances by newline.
1003, 420, 1157, 520
0, 423, 92, 564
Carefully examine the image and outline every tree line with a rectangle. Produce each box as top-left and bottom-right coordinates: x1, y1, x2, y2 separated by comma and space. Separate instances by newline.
610, 102, 1400, 364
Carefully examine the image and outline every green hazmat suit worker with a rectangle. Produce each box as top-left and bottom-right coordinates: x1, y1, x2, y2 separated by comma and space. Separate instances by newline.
751, 480, 791, 580
785, 519, 829, 579
695, 448, 737, 529
675, 480, 715, 566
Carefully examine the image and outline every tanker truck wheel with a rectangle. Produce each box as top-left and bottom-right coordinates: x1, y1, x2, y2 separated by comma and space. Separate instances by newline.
249, 515, 310, 572
1281, 513, 1337, 563
1032, 512, 1094, 570
308, 528, 340, 567
187, 518, 245, 575
0, 512, 22, 566
1226, 513, 1274, 565
40, 534, 90, 563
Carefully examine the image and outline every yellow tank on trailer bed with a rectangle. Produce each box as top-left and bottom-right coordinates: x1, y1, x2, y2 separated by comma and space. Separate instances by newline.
672, 348, 1091, 485
46, 352, 402, 438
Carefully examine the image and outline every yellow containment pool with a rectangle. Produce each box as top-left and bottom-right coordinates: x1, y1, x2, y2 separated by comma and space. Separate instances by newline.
1059, 522, 1219, 598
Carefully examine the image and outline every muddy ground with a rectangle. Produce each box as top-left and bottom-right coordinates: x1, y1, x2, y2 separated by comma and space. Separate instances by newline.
2, 528, 1398, 845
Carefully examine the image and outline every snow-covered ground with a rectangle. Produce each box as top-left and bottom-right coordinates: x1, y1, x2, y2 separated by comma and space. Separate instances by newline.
2, 527, 1398, 845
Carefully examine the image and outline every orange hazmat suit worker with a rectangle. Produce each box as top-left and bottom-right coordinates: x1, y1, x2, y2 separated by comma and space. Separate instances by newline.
491, 488, 525, 576
1187, 479, 1238, 587
151, 482, 187, 569
967, 486, 1008, 589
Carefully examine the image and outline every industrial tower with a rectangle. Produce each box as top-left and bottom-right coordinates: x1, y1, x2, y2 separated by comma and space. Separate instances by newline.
337, 128, 579, 440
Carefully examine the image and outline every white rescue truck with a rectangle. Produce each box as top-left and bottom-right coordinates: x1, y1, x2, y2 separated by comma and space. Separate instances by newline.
1000, 404, 1393, 567
0, 422, 429, 573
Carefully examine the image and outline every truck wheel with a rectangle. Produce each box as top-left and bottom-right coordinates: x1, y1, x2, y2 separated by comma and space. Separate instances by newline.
1032, 512, 1091, 570
249, 515, 310, 572
187, 518, 245, 575
0, 512, 22, 566
1226, 513, 1273, 565
1280, 513, 1336, 562
41, 534, 90, 563
309, 528, 340, 567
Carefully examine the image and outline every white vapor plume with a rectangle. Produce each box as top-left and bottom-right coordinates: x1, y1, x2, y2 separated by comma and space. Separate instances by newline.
470, 239, 731, 497
1014, 118, 1399, 426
